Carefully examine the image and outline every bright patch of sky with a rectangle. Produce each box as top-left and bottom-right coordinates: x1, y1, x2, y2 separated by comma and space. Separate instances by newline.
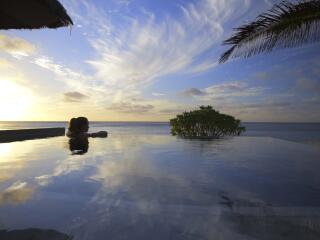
0, 0, 319, 121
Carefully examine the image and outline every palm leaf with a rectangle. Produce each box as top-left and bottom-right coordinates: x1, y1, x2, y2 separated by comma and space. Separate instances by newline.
219, 0, 320, 63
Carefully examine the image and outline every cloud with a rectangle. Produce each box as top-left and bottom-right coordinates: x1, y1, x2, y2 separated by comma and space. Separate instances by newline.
180, 88, 205, 97
263, 0, 276, 7
64, 91, 88, 102
254, 72, 269, 81
206, 82, 246, 92
180, 82, 265, 101
33, 56, 89, 87
242, 102, 293, 109
304, 96, 320, 104
159, 106, 190, 115
231, 96, 320, 122
30, 0, 252, 118
115, 0, 131, 9
69, 0, 251, 91
32, 56, 106, 98
186, 61, 218, 74
152, 93, 165, 97
0, 59, 11, 68
107, 102, 154, 113
0, 34, 36, 57
295, 78, 320, 93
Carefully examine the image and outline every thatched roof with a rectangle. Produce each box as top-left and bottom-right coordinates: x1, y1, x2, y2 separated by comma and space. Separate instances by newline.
0, 0, 73, 30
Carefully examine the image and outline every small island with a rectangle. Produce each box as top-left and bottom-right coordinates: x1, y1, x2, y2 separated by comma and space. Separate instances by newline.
170, 106, 246, 139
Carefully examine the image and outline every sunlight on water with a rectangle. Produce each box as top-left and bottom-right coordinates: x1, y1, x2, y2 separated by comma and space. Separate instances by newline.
0, 143, 11, 160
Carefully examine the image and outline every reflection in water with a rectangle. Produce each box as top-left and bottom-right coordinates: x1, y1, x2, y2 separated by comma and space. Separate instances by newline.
0, 182, 34, 205
218, 195, 320, 240
0, 137, 68, 192
69, 137, 89, 155
0, 144, 11, 159
0, 142, 37, 183
0, 132, 320, 239
0, 228, 72, 240
231, 214, 320, 240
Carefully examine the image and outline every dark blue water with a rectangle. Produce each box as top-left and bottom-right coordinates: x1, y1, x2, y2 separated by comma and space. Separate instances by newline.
0, 122, 320, 239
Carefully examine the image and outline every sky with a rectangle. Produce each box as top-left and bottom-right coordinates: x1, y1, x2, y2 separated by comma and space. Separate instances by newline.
0, 0, 319, 122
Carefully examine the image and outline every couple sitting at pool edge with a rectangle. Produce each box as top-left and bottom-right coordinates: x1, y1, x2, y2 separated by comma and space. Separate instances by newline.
66, 117, 108, 138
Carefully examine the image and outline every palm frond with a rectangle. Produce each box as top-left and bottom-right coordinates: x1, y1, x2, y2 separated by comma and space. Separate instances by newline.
219, 0, 320, 63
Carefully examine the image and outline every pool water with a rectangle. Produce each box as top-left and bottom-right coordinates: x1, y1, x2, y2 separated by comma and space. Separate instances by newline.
0, 127, 320, 239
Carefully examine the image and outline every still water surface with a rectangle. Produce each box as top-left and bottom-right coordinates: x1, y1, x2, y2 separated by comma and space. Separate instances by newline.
0, 123, 320, 239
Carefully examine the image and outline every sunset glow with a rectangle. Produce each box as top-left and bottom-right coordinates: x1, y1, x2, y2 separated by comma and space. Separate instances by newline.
0, 0, 319, 122
0, 79, 34, 120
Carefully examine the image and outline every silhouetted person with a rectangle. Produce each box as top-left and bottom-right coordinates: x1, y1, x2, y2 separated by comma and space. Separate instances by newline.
66, 117, 107, 155
66, 117, 108, 138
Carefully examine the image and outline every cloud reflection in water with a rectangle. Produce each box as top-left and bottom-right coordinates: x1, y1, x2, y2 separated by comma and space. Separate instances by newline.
0, 133, 320, 239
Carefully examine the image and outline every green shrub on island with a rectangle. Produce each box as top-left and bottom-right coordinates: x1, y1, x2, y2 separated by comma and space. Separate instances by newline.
170, 106, 246, 138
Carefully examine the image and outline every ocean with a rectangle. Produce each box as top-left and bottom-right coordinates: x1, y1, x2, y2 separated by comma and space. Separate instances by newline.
0, 121, 320, 239
1, 121, 320, 148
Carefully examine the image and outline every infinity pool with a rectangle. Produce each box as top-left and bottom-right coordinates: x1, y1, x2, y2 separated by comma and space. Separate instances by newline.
0, 128, 320, 239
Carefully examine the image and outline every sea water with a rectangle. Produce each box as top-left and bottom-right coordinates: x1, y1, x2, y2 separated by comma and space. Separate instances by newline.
1, 121, 320, 146
0, 122, 320, 239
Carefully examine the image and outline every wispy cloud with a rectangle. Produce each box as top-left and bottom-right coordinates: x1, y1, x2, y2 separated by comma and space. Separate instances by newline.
152, 93, 165, 97
66, 0, 251, 108
0, 35, 98, 102
64, 91, 88, 102
1, 0, 252, 118
254, 72, 269, 81
295, 78, 320, 93
181, 82, 266, 101
107, 101, 154, 113
181, 88, 205, 97
186, 61, 218, 74
33, 56, 91, 89
0, 59, 11, 68
0, 34, 36, 58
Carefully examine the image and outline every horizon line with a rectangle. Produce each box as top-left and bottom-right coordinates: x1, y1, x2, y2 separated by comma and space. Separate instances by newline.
0, 120, 320, 124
